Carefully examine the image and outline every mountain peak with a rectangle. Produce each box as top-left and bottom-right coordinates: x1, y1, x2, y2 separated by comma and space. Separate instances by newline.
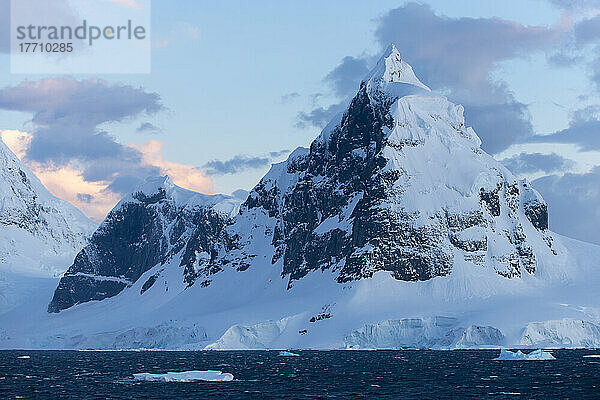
123, 175, 241, 217
137, 175, 175, 193
366, 44, 430, 91
127, 175, 194, 205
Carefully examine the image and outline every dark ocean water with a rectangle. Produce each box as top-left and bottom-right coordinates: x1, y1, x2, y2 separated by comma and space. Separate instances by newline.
1, 349, 599, 399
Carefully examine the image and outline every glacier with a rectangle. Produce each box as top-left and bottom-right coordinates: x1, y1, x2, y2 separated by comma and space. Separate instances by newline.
519, 319, 600, 347
1, 45, 600, 350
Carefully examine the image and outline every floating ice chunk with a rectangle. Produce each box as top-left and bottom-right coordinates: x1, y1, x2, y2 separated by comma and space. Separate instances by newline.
133, 370, 234, 382
494, 349, 555, 361
279, 351, 299, 357
17, 355, 30, 359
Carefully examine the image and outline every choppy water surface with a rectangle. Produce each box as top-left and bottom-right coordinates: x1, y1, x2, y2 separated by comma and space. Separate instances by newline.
1, 349, 599, 399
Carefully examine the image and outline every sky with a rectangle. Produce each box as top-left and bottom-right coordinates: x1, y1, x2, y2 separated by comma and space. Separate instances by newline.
0, 0, 598, 244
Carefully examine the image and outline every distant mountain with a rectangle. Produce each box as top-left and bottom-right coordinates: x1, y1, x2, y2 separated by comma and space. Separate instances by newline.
4, 45, 598, 350
48, 176, 241, 312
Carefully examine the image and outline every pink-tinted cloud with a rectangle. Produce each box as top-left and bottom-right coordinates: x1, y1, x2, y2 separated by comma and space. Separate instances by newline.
130, 140, 214, 193
1, 131, 214, 222
0, 130, 120, 221
108, 0, 144, 9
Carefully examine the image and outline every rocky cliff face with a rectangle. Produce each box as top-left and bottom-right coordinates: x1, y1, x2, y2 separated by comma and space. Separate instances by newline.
226, 44, 557, 287
48, 44, 558, 312
47, 176, 240, 312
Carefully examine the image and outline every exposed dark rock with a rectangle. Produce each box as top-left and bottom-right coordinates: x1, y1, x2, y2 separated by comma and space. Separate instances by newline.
45, 48, 561, 314
525, 201, 549, 231
48, 276, 127, 313
239, 84, 455, 287
48, 183, 236, 313
480, 184, 502, 217
140, 271, 161, 295
309, 313, 332, 323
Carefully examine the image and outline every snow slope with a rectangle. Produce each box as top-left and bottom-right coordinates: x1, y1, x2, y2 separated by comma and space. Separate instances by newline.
1, 45, 600, 350
1, 232, 599, 350
0, 137, 95, 276
0, 137, 96, 314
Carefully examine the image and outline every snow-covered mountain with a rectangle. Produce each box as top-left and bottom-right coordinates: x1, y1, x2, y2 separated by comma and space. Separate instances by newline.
48, 176, 241, 312
0, 136, 95, 276
227, 44, 558, 287
2, 45, 600, 350
0, 136, 96, 314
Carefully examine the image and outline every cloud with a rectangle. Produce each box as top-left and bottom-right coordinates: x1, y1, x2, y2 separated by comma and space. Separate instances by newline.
0, 77, 166, 195
203, 150, 290, 175
375, 4, 559, 98
130, 140, 213, 193
203, 155, 271, 175
502, 152, 574, 175
1, 131, 213, 222
547, 51, 585, 67
32, 163, 122, 222
268, 150, 290, 158
137, 122, 161, 134
526, 106, 600, 151
281, 92, 300, 104
548, 0, 600, 12
76, 193, 93, 203
294, 55, 369, 129
0, 77, 162, 163
530, 120, 600, 151
0, 0, 81, 53
463, 101, 535, 155
295, 101, 347, 129
0, 0, 8, 53
152, 21, 201, 50
324, 56, 370, 98
548, 11, 600, 89
574, 14, 600, 42
0, 130, 121, 222
108, 0, 144, 9
373, 3, 566, 153
0, 130, 29, 158
533, 167, 600, 245
298, 3, 566, 154
575, 20, 600, 89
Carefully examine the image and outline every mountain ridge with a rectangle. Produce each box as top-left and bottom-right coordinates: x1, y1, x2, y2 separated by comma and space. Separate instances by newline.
0, 135, 95, 277
2, 45, 598, 350
49, 44, 563, 310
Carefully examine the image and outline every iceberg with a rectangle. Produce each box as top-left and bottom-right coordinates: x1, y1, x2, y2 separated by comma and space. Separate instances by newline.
133, 370, 234, 382
279, 351, 299, 357
494, 349, 555, 361
17, 355, 30, 359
